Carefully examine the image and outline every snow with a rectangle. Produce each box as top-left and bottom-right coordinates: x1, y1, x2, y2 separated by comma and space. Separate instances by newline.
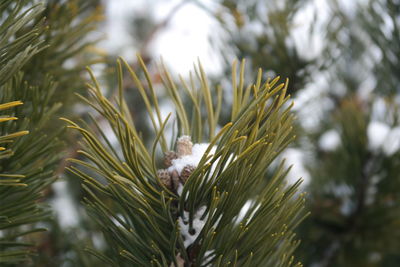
202, 249, 215, 266
167, 138, 213, 247
100, 0, 142, 58
382, 126, 400, 156
292, 0, 326, 60
367, 121, 391, 151
170, 136, 234, 248
100, 0, 223, 75
176, 183, 184, 196
319, 129, 341, 151
168, 143, 216, 175
152, 1, 223, 76
204, 250, 214, 258
51, 180, 79, 228
367, 99, 400, 156
371, 98, 388, 121
234, 200, 260, 225
281, 148, 310, 187
179, 206, 208, 248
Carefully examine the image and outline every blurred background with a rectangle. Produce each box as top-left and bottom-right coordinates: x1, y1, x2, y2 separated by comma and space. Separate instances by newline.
31, 0, 400, 266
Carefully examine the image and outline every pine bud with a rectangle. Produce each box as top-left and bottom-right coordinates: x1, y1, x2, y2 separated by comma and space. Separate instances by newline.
164, 151, 178, 167
157, 169, 172, 189
180, 165, 195, 183
170, 170, 180, 190
176, 135, 193, 157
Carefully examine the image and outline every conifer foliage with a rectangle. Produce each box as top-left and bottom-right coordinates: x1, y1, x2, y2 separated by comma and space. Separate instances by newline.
0, 0, 100, 264
63, 57, 307, 266
0, 2, 55, 263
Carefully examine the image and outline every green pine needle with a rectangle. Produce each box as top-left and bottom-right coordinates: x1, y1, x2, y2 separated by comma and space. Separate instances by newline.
64, 55, 307, 266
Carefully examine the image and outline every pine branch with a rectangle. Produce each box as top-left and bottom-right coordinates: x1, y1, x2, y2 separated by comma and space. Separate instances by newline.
64, 56, 307, 266
0, 1, 102, 264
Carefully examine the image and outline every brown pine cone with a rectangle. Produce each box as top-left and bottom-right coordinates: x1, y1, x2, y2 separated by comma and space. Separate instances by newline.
157, 169, 172, 189
164, 151, 178, 168
176, 135, 193, 157
180, 165, 195, 184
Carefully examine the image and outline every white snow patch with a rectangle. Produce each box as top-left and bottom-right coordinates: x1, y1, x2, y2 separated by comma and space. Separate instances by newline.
51, 180, 79, 228
179, 206, 208, 248
367, 121, 391, 151
168, 143, 216, 175
371, 98, 388, 121
233, 200, 262, 226
382, 126, 400, 156
111, 213, 127, 228
235, 200, 253, 224
281, 148, 310, 187
204, 249, 214, 258
202, 249, 215, 266
176, 183, 184, 196
151, 1, 223, 75
319, 129, 341, 151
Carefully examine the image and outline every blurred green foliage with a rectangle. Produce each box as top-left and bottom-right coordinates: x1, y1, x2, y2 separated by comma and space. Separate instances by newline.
217, 0, 400, 266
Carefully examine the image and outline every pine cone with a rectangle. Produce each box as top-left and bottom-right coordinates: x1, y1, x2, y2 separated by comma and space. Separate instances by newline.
157, 169, 172, 189
164, 151, 178, 167
180, 165, 195, 184
176, 135, 193, 157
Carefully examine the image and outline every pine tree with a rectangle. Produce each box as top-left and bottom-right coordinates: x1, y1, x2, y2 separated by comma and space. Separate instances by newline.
62, 57, 307, 266
0, 0, 101, 265
297, 1, 400, 266
3, 0, 398, 266
209, 0, 400, 265
0, 2, 57, 264
216, 0, 317, 94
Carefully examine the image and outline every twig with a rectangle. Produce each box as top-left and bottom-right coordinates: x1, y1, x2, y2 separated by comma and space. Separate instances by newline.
318, 153, 376, 267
